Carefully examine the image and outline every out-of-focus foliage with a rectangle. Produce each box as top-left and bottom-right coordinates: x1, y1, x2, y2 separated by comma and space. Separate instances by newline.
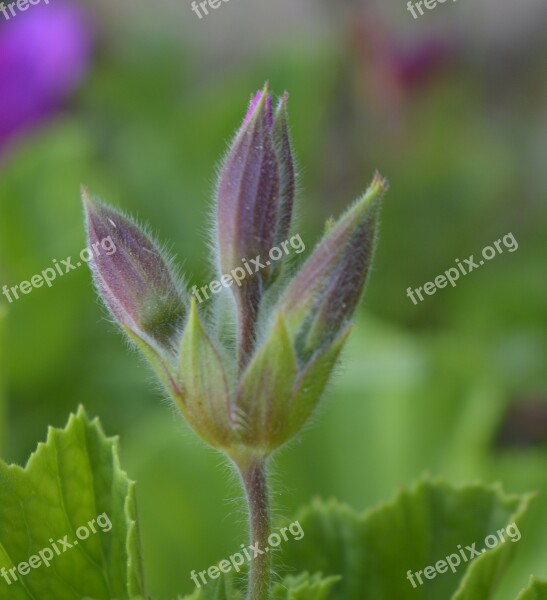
517, 578, 547, 600
283, 482, 530, 600
0, 305, 6, 453
183, 571, 340, 600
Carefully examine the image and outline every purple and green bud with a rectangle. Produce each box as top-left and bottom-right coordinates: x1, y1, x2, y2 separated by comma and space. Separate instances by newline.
272, 93, 295, 248
233, 173, 387, 453
281, 172, 387, 357
83, 87, 388, 600
216, 84, 280, 280
83, 86, 388, 461
215, 84, 296, 367
82, 187, 186, 356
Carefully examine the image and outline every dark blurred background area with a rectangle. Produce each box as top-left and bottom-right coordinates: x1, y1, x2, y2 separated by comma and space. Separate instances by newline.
0, 1, 546, 598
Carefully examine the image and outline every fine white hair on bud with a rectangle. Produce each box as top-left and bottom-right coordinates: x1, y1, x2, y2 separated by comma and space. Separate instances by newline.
83, 86, 387, 459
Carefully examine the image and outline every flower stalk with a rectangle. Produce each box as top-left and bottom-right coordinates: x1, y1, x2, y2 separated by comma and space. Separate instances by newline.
83, 83, 387, 600
237, 458, 271, 600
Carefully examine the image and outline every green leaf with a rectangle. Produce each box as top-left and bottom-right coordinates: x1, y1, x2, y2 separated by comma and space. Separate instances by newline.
181, 571, 338, 600
180, 572, 243, 600
0, 407, 146, 600
282, 478, 532, 600
516, 577, 547, 600
271, 572, 340, 599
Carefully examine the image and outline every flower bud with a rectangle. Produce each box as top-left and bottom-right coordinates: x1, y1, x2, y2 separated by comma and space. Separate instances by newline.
214, 85, 297, 367
82, 86, 388, 463
216, 84, 280, 281
230, 173, 387, 454
281, 172, 388, 357
82, 187, 186, 355
271, 93, 295, 248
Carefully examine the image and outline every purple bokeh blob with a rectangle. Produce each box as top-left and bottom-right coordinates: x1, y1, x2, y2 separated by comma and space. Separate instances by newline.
0, 1, 92, 150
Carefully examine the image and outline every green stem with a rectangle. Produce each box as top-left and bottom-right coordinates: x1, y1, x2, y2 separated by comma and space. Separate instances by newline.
238, 457, 271, 600
236, 279, 261, 371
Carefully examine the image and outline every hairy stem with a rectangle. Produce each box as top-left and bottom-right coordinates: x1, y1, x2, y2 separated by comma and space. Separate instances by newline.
236, 277, 262, 371
238, 458, 271, 600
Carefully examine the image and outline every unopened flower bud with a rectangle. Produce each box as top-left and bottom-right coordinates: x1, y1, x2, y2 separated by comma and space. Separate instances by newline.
82, 187, 186, 355
230, 173, 387, 454
215, 84, 296, 367
82, 85, 388, 465
271, 93, 295, 248
281, 172, 388, 356
216, 84, 280, 281
234, 312, 351, 455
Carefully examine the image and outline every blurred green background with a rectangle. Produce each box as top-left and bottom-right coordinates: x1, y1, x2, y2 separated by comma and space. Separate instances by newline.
0, 1, 546, 598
